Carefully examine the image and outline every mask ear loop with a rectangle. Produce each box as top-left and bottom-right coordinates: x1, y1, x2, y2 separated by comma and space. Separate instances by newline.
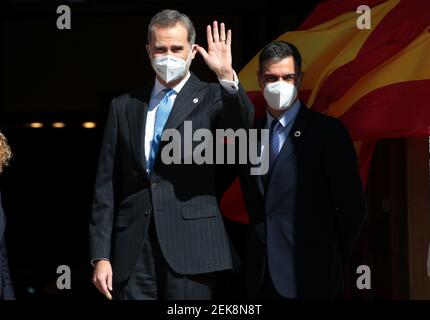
296, 73, 303, 90
185, 44, 196, 63
291, 74, 301, 106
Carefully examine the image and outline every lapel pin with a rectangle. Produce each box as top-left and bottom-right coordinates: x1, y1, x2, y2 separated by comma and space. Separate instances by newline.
294, 130, 301, 137
193, 98, 199, 103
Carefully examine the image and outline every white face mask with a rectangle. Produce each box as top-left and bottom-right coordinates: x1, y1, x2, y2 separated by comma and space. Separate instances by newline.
150, 46, 194, 84
263, 81, 298, 110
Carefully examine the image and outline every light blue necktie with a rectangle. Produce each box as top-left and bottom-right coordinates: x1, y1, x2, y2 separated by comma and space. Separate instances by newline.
147, 88, 175, 173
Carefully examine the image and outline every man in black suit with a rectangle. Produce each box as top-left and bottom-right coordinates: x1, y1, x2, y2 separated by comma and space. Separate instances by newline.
0, 132, 15, 300
240, 41, 366, 299
90, 9, 254, 300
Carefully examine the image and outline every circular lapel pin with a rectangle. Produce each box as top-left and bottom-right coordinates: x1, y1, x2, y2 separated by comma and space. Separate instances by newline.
294, 130, 301, 137
193, 98, 199, 103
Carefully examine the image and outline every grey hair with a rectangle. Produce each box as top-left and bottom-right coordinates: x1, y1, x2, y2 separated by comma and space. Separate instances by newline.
147, 9, 196, 45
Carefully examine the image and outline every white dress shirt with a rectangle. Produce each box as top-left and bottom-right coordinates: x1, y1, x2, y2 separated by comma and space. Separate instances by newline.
144, 71, 240, 171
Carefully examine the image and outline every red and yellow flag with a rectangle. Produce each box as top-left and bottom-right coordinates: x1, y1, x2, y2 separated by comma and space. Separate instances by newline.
221, 0, 430, 224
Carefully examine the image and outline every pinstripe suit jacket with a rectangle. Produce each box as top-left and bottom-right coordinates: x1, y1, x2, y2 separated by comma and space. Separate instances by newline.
90, 73, 254, 283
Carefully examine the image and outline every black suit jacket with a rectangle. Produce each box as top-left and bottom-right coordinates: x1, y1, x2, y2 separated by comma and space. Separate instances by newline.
240, 103, 366, 299
0, 192, 15, 300
90, 73, 254, 283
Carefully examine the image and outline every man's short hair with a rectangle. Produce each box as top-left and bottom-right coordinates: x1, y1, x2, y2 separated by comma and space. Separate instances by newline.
147, 9, 196, 45
259, 41, 302, 77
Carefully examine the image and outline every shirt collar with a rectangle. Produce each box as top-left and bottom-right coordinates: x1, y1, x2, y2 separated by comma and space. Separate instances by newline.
151, 72, 191, 98
266, 99, 301, 129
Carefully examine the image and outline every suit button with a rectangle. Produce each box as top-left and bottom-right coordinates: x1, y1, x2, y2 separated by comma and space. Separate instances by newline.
152, 182, 157, 189
144, 209, 149, 216
267, 214, 273, 220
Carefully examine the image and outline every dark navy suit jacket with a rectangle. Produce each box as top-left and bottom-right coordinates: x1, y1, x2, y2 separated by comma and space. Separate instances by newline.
240, 103, 366, 299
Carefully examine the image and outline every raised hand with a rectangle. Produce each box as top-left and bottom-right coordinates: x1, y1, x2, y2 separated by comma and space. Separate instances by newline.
196, 21, 234, 81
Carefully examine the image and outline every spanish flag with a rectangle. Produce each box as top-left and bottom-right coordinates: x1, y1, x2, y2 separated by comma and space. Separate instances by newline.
221, 0, 430, 224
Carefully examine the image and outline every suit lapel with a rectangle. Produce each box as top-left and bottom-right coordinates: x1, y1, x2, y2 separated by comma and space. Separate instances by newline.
266, 103, 310, 190
130, 73, 205, 175
127, 85, 152, 175
163, 73, 205, 131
